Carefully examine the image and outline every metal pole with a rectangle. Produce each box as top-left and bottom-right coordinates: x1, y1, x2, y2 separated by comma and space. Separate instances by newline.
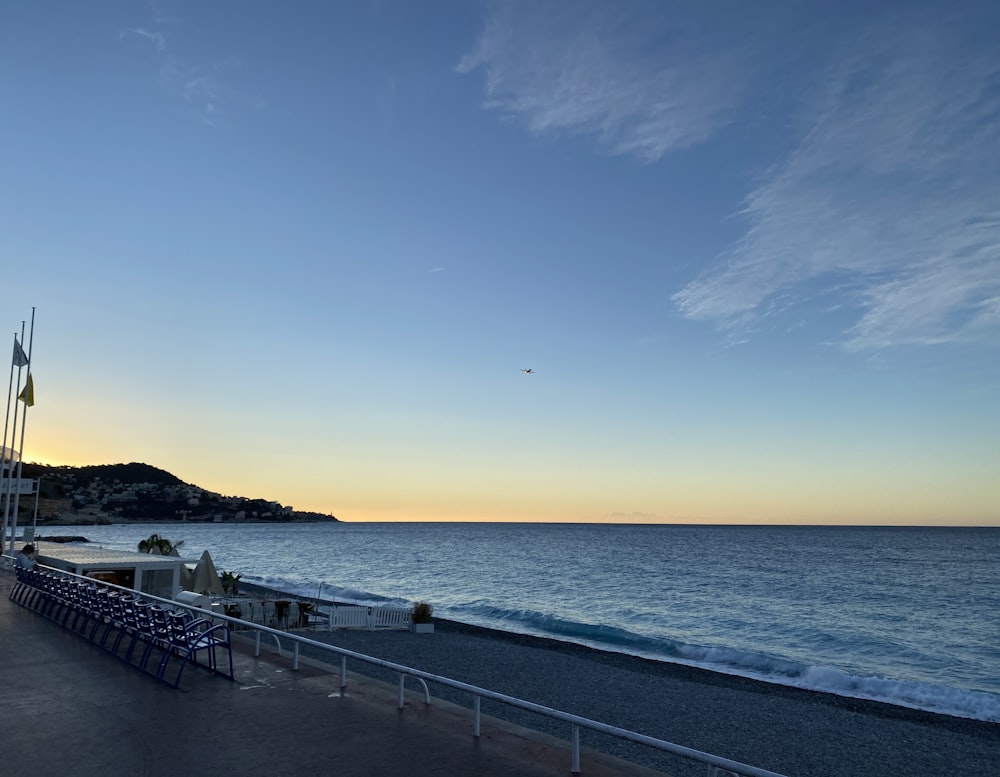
571, 724, 581, 776
10, 308, 34, 555
32, 479, 39, 539
4, 321, 27, 554
1, 334, 16, 548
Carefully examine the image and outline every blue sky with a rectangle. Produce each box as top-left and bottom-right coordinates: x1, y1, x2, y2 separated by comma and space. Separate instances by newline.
2, 1, 998, 523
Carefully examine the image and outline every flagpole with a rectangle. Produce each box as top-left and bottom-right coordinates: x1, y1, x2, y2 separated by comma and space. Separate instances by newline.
2, 322, 27, 554
9, 307, 36, 555
2, 332, 17, 538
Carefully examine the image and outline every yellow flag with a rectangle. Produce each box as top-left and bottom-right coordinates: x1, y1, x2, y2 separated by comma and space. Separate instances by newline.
18, 374, 34, 407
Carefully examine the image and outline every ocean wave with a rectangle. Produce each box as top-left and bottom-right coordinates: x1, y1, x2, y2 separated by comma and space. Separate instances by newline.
243, 574, 404, 607
792, 665, 1000, 723
449, 601, 1000, 723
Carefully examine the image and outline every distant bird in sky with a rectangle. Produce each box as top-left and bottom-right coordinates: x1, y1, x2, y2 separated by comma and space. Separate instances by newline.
521, 368, 534, 374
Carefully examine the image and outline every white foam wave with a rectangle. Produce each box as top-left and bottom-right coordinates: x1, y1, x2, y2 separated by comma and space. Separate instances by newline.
452, 603, 1000, 723
793, 665, 1000, 723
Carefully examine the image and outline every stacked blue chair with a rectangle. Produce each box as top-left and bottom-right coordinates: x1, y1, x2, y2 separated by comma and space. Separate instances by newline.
158, 610, 235, 688
8, 564, 235, 689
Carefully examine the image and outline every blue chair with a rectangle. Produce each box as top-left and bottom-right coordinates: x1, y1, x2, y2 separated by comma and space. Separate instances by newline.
157, 610, 234, 688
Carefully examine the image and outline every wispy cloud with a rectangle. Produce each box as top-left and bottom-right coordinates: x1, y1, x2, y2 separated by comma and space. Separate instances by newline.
673, 9, 1000, 349
606, 511, 659, 521
463, 3, 1000, 351
157, 55, 246, 128
121, 26, 165, 53
120, 11, 259, 128
457, 2, 766, 162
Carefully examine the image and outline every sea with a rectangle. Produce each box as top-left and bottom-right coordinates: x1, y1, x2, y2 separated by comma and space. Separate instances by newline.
48, 522, 1000, 724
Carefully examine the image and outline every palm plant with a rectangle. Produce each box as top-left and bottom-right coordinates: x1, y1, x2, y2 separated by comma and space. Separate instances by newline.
220, 570, 243, 596
137, 533, 184, 555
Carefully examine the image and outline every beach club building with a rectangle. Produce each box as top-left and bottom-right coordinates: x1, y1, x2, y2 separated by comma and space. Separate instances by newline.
36, 545, 186, 599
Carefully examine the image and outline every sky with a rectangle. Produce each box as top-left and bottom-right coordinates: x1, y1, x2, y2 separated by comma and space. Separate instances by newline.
2, 1, 998, 525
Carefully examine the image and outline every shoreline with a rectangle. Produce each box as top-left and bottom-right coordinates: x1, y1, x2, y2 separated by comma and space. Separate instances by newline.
238, 582, 998, 777
238, 581, 991, 729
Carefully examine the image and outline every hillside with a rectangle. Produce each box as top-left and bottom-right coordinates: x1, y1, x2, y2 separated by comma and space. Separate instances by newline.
14, 462, 338, 525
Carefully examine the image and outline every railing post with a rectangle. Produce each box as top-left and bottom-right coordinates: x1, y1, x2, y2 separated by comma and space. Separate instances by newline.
254, 630, 261, 657
571, 724, 581, 776
293, 641, 300, 670
339, 655, 347, 693
398, 674, 405, 709
473, 695, 481, 737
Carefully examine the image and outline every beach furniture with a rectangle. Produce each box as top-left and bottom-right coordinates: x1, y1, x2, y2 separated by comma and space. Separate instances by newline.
174, 590, 211, 608
156, 610, 234, 688
371, 606, 412, 630
247, 598, 265, 625
326, 604, 413, 631
328, 604, 371, 630
8, 563, 235, 689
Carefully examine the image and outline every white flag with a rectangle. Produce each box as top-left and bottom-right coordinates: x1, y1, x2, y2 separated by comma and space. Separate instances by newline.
12, 339, 29, 367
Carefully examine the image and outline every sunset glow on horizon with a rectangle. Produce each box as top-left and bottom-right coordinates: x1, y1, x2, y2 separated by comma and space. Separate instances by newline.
3, 1, 998, 526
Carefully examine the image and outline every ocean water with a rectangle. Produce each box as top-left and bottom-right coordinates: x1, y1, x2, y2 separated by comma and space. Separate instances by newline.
51, 522, 1000, 723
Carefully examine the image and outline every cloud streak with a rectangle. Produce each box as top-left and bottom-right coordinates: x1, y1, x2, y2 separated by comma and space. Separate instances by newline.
457, 2, 766, 162
120, 13, 256, 128
675, 9, 1000, 349
121, 27, 166, 53
463, 3, 1000, 350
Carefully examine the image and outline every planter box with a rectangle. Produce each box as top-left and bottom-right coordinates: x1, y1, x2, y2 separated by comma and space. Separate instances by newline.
411, 623, 434, 634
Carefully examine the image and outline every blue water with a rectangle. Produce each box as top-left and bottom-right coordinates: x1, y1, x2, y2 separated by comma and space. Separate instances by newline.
57, 522, 1000, 722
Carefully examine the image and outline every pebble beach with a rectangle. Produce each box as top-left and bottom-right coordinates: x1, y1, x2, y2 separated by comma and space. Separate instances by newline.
239, 583, 999, 777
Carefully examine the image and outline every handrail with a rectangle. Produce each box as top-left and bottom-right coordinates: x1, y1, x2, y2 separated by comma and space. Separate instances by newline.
3, 558, 789, 777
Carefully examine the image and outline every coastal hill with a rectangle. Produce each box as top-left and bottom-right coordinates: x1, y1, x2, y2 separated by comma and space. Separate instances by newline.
15, 462, 338, 525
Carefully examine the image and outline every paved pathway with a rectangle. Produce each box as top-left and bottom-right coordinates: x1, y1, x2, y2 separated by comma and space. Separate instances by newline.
0, 572, 663, 777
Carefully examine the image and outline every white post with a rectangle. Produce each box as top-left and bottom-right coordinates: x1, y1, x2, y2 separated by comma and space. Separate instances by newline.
571, 724, 581, 776
1, 334, 15, 544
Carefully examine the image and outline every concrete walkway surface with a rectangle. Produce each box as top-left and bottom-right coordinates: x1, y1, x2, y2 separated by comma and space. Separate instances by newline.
0, 573, 664, 777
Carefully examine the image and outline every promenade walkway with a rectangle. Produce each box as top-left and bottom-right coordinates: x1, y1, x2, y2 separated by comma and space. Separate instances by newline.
0, 574, 663, 777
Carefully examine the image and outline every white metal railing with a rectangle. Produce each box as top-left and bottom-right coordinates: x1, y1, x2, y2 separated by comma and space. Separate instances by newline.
3, 558, 790, 777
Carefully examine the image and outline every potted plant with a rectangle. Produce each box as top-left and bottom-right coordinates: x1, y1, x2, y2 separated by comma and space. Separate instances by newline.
411, 601, 434, 634
220, 570, 243, 596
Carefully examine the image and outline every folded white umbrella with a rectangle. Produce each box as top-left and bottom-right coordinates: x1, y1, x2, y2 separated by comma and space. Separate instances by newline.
190, 549, 225, 596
